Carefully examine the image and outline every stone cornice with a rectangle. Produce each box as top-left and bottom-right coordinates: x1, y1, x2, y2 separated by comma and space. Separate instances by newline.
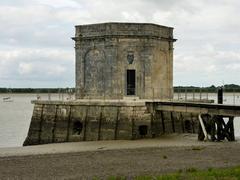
72, 35, 177, 42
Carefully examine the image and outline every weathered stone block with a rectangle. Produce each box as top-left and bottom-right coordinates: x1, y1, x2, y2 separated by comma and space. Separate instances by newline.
73, 22, 176, 100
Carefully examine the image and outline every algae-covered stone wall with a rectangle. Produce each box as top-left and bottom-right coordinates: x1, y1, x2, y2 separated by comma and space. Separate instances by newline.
24, 101, 151, 145
23, 100, 199, 146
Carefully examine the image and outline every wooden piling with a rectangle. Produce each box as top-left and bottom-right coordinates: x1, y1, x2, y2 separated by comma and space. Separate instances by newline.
52, 105, 58, 143
160, 111, 165, 133
180, 113, 184, 133
131, 106, 136, 139
190, 113, 195, 133
97, 107, 103, 140
38, 104, 44, 144
83, 107, 88, 141
114, 107, 120, 140
170, 112, 175, 133
66, 105, 72, 142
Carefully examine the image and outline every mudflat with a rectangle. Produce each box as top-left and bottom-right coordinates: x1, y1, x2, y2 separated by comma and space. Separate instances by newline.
0, 134, 240, 179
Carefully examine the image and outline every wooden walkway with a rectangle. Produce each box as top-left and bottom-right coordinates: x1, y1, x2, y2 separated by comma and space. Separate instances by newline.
146, 101, 240, 142
147, 101, 240, 117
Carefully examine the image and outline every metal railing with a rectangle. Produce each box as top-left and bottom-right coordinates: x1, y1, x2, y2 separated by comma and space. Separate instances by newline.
32, 87, 240, 105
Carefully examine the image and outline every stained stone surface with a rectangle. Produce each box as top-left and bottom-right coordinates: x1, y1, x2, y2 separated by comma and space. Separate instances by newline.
23, 100, 199, 146
73, 22, 176, 99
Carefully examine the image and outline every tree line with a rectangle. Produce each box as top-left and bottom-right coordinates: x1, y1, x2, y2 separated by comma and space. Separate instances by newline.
174, 84, 240, 93
0, 88, 75, 93
0, 84, 240, 93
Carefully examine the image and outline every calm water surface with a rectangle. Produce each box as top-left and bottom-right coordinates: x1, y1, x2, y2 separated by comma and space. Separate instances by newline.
0, 93, 240, 148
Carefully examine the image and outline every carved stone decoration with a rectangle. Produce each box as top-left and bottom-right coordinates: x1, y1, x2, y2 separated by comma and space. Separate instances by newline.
84, 49, 105, 94
127, 52, 134, 64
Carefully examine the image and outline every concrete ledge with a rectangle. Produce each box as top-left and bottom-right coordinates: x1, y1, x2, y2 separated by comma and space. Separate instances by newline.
31, 99, 147, 106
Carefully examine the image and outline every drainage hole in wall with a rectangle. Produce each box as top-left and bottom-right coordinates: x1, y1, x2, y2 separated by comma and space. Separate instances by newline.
138, 125, 148, 136
184, 120, 192, 133
73, 121, 83, 135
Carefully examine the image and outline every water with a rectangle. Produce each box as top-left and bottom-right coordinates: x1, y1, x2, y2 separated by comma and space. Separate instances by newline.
0, 93, 64, 148
0, 93, 240, 148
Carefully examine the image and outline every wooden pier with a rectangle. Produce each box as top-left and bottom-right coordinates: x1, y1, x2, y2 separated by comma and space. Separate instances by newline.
147, 101, 240, 142
147, 101, 240, 116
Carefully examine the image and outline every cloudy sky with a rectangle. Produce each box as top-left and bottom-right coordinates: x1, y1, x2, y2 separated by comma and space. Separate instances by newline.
0, 0, 240, 88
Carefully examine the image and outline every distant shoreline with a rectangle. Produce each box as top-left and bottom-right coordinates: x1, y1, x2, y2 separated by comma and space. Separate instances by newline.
1, 84, 240, 93
0, 88, 75, 93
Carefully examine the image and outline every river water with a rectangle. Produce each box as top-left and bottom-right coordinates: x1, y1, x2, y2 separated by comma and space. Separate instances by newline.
0, 93, 240, 148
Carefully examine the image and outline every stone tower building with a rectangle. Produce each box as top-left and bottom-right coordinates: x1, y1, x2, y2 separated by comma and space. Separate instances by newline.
72, 22, 176, 99
24, 23, 202, 146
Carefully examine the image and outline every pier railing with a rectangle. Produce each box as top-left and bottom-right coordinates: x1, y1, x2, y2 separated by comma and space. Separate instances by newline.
173, 87, 240, 105
32, 87, 240, 106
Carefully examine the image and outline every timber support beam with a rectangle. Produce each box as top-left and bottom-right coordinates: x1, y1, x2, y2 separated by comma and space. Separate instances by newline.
198, 114, 235, 142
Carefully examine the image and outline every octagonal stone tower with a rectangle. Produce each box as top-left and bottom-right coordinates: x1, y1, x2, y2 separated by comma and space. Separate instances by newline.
72, 22, 176, 100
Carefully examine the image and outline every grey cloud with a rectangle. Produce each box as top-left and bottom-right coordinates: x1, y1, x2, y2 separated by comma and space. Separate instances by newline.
0, 48, 74, 87
0, 0, 240, 87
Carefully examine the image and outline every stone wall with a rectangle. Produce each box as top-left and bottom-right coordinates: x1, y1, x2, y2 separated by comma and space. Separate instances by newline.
23, 100, 199, 146
73, 23, 176, 100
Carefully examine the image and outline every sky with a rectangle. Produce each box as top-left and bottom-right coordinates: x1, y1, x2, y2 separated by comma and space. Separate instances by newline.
0, 0, 240, 88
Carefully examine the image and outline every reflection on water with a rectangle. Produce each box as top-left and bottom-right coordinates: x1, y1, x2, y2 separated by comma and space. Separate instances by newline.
0, 93, 239, 148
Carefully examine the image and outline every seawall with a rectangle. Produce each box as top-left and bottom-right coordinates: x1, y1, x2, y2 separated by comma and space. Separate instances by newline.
23, 100, 199, 146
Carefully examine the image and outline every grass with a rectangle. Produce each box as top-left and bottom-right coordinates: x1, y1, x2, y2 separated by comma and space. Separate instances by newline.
106, 166, 240, 180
